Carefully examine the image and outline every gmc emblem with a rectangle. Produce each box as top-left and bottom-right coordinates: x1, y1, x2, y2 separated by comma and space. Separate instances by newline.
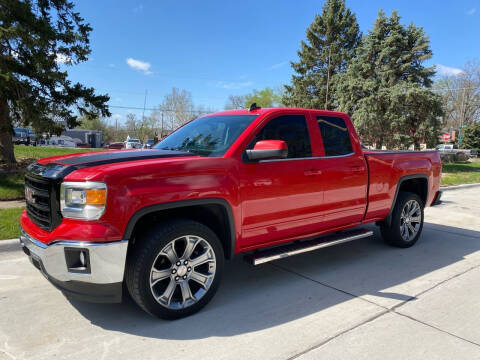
25, 187, 35, 204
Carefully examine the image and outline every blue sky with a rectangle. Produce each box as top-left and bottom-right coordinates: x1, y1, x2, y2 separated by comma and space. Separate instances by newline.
66, 0, 480, 124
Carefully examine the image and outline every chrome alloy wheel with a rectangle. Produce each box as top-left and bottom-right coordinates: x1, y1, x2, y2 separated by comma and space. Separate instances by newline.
400, 199, 422, 241
149, 235, 216, 309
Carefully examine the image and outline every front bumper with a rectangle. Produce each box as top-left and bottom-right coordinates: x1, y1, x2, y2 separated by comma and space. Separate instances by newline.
19, 227, 128, 303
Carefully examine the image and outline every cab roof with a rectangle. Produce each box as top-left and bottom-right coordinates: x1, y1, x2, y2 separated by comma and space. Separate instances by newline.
206, 107, 348, 117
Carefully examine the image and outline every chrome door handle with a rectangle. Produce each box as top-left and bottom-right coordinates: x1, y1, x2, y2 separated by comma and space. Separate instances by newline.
304, 169, 322, 176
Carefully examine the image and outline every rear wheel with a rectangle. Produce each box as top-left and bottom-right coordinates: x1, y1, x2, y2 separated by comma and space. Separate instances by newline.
380, 192, 424, 248
126, 219, 224, 319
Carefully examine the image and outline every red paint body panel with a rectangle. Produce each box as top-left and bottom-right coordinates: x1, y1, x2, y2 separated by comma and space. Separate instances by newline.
20, 108, 441, 255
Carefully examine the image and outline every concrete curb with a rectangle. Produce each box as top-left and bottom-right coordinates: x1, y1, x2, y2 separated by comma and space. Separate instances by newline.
0, 239, 19, 245
440, 183, 480, 191
0, 200, 25, 209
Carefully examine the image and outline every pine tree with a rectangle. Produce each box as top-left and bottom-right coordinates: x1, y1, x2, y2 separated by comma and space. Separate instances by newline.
282, 0, 361, 110
335, 10, 443, 149
0, 0, 110, 164
462, 123, 480, 150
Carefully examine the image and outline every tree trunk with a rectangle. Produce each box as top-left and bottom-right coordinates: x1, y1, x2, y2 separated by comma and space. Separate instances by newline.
0, 97, 16, 164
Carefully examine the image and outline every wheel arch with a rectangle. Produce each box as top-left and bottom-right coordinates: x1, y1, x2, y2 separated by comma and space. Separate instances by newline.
384, 174, 428, 226
123, 198, 236, 259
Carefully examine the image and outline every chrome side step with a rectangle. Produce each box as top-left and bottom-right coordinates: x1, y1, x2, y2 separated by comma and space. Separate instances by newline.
245, 228, 373, 266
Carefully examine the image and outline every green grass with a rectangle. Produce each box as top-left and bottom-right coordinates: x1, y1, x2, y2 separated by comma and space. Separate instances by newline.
14, 144, 102, 161
441, 160, 480, 186
0, 173, 25, 200
0, 207, 24, 240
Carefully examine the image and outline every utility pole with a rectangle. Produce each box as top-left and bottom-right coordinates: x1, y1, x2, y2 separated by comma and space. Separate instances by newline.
142, 89, 148, 122
161, 111, 164, 138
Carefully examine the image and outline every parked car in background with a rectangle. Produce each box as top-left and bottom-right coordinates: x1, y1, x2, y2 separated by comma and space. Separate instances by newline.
13, 127, 36, 145
435, 144, 471, 161
38, 135, 76, 147
76, 142, 91, 148
436, 144, 458, 151
108, 142, 125, 150
125, 139, 142, 149
143, 139, 155, 149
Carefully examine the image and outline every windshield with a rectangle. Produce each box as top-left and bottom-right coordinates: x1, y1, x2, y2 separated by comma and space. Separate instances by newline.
154, 115, 257, 157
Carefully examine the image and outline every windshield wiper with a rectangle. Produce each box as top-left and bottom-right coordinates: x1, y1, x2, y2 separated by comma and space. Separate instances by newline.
161, 146, 199, 155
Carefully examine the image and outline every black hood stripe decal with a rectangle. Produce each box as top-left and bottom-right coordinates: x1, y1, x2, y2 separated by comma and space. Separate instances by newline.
28, 150, 195, 181
59, 149, 194, 166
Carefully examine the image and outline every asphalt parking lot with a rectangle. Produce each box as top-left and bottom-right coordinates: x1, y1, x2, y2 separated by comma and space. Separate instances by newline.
1, 186, 480, 360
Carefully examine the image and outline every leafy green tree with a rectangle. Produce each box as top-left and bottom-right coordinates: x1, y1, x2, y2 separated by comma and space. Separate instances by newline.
462, 122, 480, 149
244, 87, 282, 108
282, 0, 361, 110
335, 10, 443, 149
0, 0, 110, 164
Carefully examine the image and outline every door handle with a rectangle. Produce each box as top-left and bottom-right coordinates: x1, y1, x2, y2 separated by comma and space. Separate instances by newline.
304, 169, 322, 176
350, 166, 365, 172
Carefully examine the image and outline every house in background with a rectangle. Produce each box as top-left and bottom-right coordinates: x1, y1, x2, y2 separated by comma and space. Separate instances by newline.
63, 129, 102, 148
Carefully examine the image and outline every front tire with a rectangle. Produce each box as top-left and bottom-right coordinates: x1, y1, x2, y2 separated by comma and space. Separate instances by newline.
126, 219, 224, 319
380, 192, 424, 248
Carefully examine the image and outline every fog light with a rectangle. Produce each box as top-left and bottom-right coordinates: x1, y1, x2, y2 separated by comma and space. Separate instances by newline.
79, 251, 86, 266
64, 248, 91, 274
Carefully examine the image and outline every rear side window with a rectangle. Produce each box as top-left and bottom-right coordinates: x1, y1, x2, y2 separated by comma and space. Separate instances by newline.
251, 115, 312, 158
317, 116, 353, 156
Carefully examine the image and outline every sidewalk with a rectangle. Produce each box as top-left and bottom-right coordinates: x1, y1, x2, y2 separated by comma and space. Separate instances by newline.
0, 200, 25, 209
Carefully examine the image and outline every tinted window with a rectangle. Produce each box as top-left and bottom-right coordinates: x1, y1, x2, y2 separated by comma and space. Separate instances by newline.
155, 115, 257, 157
317, 116, 353, 156
250, 115, 312, 158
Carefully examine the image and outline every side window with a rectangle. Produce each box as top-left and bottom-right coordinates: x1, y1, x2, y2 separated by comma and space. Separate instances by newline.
251, 115, 312, 158
317, 116, 353, 156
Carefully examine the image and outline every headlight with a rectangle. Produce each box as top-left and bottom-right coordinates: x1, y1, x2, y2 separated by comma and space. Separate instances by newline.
60, 182, 107, 220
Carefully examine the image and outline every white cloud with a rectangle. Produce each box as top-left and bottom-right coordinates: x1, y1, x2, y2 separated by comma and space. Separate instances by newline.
268, 61, 288, 70
126, 58, 152, 75
436, 64, 464, 76
213, 81, 253, 90
467, 7, 476, 15
55, 53, 71, 64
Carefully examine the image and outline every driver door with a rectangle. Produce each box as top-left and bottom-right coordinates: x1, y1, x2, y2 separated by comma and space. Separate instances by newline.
238, 112, 324, 249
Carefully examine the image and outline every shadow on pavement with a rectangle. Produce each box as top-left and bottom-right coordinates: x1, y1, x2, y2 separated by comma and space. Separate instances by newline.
69, 222, 480, 340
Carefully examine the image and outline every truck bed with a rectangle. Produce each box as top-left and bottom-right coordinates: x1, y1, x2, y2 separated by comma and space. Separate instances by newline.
362, 150, 441, 222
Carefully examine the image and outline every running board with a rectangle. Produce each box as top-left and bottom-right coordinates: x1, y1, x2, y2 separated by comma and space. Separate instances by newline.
245, 228, 374, 266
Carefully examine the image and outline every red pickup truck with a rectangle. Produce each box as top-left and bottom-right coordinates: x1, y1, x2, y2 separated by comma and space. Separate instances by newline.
20, 106, 442, 319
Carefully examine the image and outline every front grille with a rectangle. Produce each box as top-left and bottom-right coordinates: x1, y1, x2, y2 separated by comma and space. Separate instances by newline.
25, 175, 52, 230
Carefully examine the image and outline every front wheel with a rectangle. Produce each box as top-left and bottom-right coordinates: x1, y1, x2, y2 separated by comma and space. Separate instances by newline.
380, 192, 424, 248
126, 219, 224, 319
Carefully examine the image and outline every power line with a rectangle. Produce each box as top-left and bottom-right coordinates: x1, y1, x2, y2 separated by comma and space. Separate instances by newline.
107, 104, 212, 114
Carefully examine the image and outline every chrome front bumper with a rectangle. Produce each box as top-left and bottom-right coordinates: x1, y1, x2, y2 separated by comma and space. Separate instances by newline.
19, 227, 128, 302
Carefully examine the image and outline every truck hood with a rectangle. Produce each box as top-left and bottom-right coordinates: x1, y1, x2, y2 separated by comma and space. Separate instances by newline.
29, 149, 196, 180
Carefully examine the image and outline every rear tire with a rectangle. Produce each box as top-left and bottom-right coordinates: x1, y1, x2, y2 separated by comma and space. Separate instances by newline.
126, 219, 224, 320
380, 192, 424, 248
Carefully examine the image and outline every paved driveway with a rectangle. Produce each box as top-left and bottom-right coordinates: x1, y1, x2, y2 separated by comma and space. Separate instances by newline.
1, 186, 480, 360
